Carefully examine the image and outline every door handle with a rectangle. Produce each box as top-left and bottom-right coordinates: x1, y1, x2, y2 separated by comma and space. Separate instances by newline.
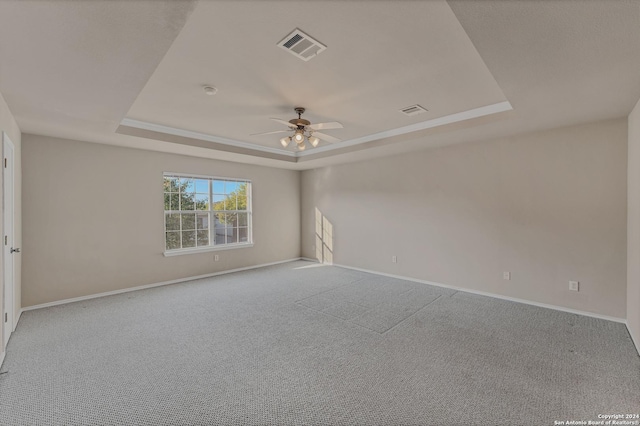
10, 247, 20, 253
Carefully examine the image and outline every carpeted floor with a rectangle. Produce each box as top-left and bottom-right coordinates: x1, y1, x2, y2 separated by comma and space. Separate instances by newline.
1, 260, 638, 425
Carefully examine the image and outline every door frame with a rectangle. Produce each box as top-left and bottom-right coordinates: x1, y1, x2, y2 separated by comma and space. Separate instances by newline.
3, 132, 15, 350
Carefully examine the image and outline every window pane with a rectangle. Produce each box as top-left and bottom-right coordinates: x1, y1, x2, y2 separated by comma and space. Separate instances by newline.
196, 213, 209, 230
170, 193, 180, 211
181, 213, 196, 230
224, 227, 236, 244
236, 194, 247, 210
238, 227, 249, 243
195, 194, 209, 210
180, 178, 194, 193
213, 180, 224, 194
214, 217, 225, 242
164, 193, 171, 211
225, 212, 238, 227
182, 230, 196, 248
215, 212, 233, 226
165, 177, 179, 193
221, 194, 235, 211
213, 195, 225, 211
214, 225, 232, 243
165, 213, 180, 231
195, 179, 208, 193
214, 232, 226, 245
197, 230, 209, 246
180, 193, 195, 211
166, 231, 180, 250
237, 212, 248, 227
225, 181, 238, 194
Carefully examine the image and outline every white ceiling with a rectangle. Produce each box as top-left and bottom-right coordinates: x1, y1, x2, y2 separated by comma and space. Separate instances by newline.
1, 0, 639, 170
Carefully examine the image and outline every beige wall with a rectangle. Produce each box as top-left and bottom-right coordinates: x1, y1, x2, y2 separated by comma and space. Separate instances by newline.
16, 115, 636, 339
22, 135, 300, 307
301, 118, 628, 319
0, 91, 22, 351
628, 99, 640, 351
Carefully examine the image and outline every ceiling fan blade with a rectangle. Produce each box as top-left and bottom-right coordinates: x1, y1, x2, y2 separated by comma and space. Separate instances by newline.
309, 121, 343, 131
313, 132, 341, 143
270, 118, 297, 129
250, 130, 290, 136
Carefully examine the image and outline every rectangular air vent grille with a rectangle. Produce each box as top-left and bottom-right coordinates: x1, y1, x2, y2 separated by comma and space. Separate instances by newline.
400, 104, 428, 116
277, 28, 326, 62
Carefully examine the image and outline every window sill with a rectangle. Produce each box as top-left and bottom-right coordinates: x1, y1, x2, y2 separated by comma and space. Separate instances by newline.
163, 243, 254, 257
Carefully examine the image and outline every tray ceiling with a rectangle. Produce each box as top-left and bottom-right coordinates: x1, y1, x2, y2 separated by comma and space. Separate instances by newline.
121, 0, 510, 158
1, 0, 639, 169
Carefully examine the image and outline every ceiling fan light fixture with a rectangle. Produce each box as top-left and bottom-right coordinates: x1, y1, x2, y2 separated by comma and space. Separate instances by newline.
280, 136, 291, 147
253, 107, 342, 150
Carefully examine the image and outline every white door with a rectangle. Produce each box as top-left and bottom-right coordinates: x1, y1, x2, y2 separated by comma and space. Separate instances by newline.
3, 133, 16, 349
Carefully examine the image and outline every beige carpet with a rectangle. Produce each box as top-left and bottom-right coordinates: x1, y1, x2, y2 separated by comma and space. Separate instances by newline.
1, 261, 638, 425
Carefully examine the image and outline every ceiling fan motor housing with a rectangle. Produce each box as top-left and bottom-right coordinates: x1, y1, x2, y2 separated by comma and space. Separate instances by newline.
290, 118, 310, 127
290, 107, 310, 127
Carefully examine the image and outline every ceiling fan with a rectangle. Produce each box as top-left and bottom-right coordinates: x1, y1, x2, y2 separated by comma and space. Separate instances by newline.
252, 107, 343, 151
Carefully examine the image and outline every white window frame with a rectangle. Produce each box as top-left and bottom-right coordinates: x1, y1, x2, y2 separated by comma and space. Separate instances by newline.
163, 172, 253, 256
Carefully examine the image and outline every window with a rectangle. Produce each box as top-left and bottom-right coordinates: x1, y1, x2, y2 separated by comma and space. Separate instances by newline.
163, 173, 252, 254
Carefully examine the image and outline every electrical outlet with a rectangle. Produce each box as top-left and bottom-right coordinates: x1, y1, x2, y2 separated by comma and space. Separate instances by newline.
569, 280, 579, 291
214, 255, 219, 262
392, 256, 397, 263
503, 272, 510, 280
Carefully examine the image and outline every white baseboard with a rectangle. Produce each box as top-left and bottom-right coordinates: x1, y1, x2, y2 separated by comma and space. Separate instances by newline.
17, 257, 633, 340
333, 263, 626, 324
22, 257, 305, 312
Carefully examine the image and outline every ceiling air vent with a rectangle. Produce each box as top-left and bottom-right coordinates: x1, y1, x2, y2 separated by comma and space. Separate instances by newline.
400, 104, 428, 116
277, 28, 326, 62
